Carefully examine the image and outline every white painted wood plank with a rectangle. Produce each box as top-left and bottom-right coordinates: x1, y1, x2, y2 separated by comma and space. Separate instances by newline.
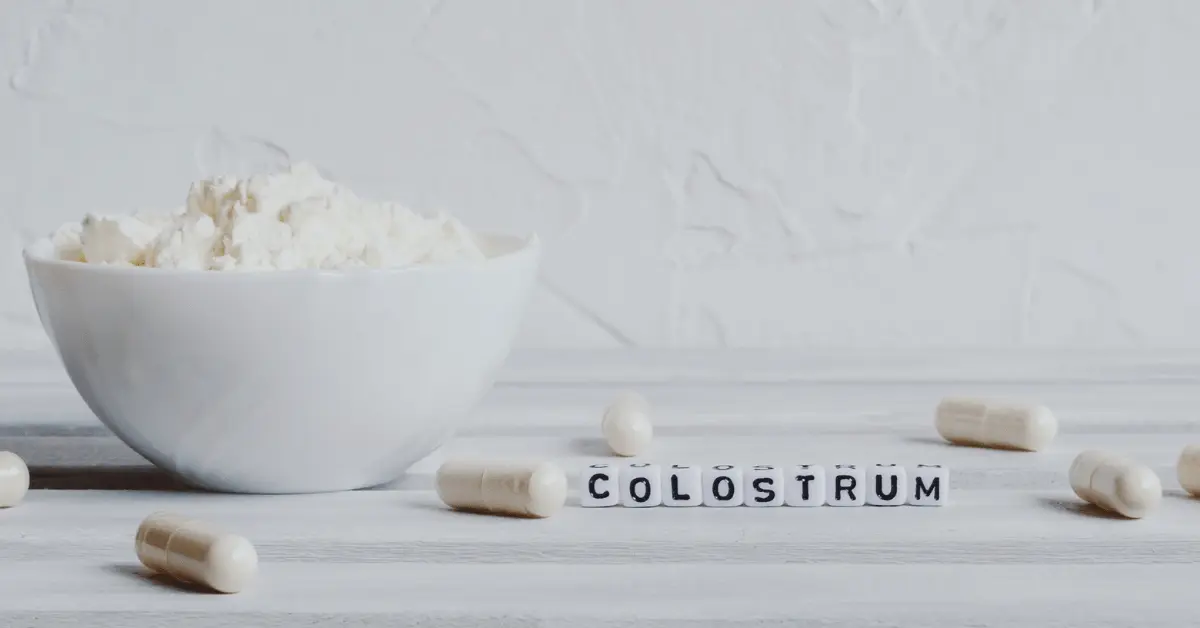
3, 489, 1199, 565
13, 347, 1200, 385
7, 431, 1197, 492
0, 563, 1194, 627
6, 379, 1200, 431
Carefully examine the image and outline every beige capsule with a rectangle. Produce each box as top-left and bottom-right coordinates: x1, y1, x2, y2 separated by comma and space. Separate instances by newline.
602, 392, 653, 457
135, 512, 258, 593
436, 460, 567, 518
1176, 445, 1200, 497
0, 451, 29, 508
1069, 450, 1162, 519
935, 397, 1057, 451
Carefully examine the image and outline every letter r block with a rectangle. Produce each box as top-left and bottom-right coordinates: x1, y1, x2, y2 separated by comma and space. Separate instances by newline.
827, 464, 866, 506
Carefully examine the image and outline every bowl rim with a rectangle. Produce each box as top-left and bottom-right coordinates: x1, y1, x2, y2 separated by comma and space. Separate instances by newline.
23, 230, 540, 278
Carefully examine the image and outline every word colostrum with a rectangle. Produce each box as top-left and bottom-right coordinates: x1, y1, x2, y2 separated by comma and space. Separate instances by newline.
581, 463, 947, 507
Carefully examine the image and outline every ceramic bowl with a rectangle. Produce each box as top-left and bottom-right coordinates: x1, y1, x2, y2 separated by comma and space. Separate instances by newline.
23, 234, 539, 493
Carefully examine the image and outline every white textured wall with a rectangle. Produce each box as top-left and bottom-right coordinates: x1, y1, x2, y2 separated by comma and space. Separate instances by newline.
2, 0, 1198, 350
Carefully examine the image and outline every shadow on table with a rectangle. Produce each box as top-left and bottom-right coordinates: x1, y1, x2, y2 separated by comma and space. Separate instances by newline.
30, 466, 196, 492
1034, 495, 1132, 520
102, 564, 218, 593
1164, 490, 1200, 505
566, 437, 612, 457
899, 435, 1039, 452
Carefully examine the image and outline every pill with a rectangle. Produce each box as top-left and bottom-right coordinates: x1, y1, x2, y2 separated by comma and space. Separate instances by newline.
135, 512, 258, 593
0, 451, 29, 508
1176, 445, 1200, 497
602, 392, 653, 456
935, 397, 1057, 451
436, 460, 567, 518
1069, 450, 1162, 519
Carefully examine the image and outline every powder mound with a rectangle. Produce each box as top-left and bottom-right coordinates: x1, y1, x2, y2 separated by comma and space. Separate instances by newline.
50, 162, 486, 271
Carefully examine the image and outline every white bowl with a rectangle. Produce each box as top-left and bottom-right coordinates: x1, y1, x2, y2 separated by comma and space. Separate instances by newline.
23, 234, 539, 494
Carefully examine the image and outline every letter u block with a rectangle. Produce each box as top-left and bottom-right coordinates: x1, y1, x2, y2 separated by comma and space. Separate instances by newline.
867, 464, 907, 506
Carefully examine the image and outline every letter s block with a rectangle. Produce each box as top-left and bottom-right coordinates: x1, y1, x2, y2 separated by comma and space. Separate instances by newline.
744, 465, 785, 507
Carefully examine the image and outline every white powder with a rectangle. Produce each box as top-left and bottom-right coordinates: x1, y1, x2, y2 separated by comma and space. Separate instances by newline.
49, 162, 487, 270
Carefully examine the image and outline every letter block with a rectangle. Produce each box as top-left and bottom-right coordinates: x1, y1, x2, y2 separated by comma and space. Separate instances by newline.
867, 464, 907, 506
785, 464, 826, 507
827, 464, 866, 506
580, 463, 620, 508
663, 464, 703, 507
744, 465, 785, 507
702, 464, 744, 507
910, 464, 948, 506
582, 462, 947, 508
620, 463, 662, 507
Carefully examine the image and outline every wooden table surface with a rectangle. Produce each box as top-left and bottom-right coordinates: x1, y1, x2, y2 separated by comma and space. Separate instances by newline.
3, 350, 1200, 627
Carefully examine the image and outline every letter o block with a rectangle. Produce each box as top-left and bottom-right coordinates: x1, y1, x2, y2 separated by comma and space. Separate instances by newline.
703, 464, 744, 507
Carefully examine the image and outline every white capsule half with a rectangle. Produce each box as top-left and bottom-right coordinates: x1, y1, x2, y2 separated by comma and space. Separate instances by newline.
436, 460, 567, 518
935, 397, 1057, 451
1176, 445, 1200, 497
602, 392, 653, 457
1069, 450, 1162, 519
135, 512, 258, 593
0, 451, 29, 508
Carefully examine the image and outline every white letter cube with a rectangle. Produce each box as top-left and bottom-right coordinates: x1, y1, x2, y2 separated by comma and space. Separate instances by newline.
580, 462, 620, 507
910, 464, 948, 506
662, 464, 703, 507
867, 464, 908, 506
785, 464, 826, 507
702, 464, 744, 507
827, 464, 866, 506
743, 465, 785, 507
620, 462, 662, 507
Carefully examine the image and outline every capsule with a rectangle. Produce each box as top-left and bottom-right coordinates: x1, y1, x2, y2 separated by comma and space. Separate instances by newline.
602, 392, 653, 456
1069, 450, 1161, 519
436, 460, 567, 518
135, 512, 258, 593
935, 397, 1057, 451
1176, 445, 1200, 497
0, 451, 29, 508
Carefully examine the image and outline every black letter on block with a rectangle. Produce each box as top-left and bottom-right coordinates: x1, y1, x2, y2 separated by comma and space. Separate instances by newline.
794, 475, 815, 500
875, 473, 898, 501
914, 476, 940, 501
835, 475, 857, 501
752, 477, 775, 503
630, 477, 651, 503
713, 476, 735, 501
670, 475, 690, 501
588, 474, 610, 500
